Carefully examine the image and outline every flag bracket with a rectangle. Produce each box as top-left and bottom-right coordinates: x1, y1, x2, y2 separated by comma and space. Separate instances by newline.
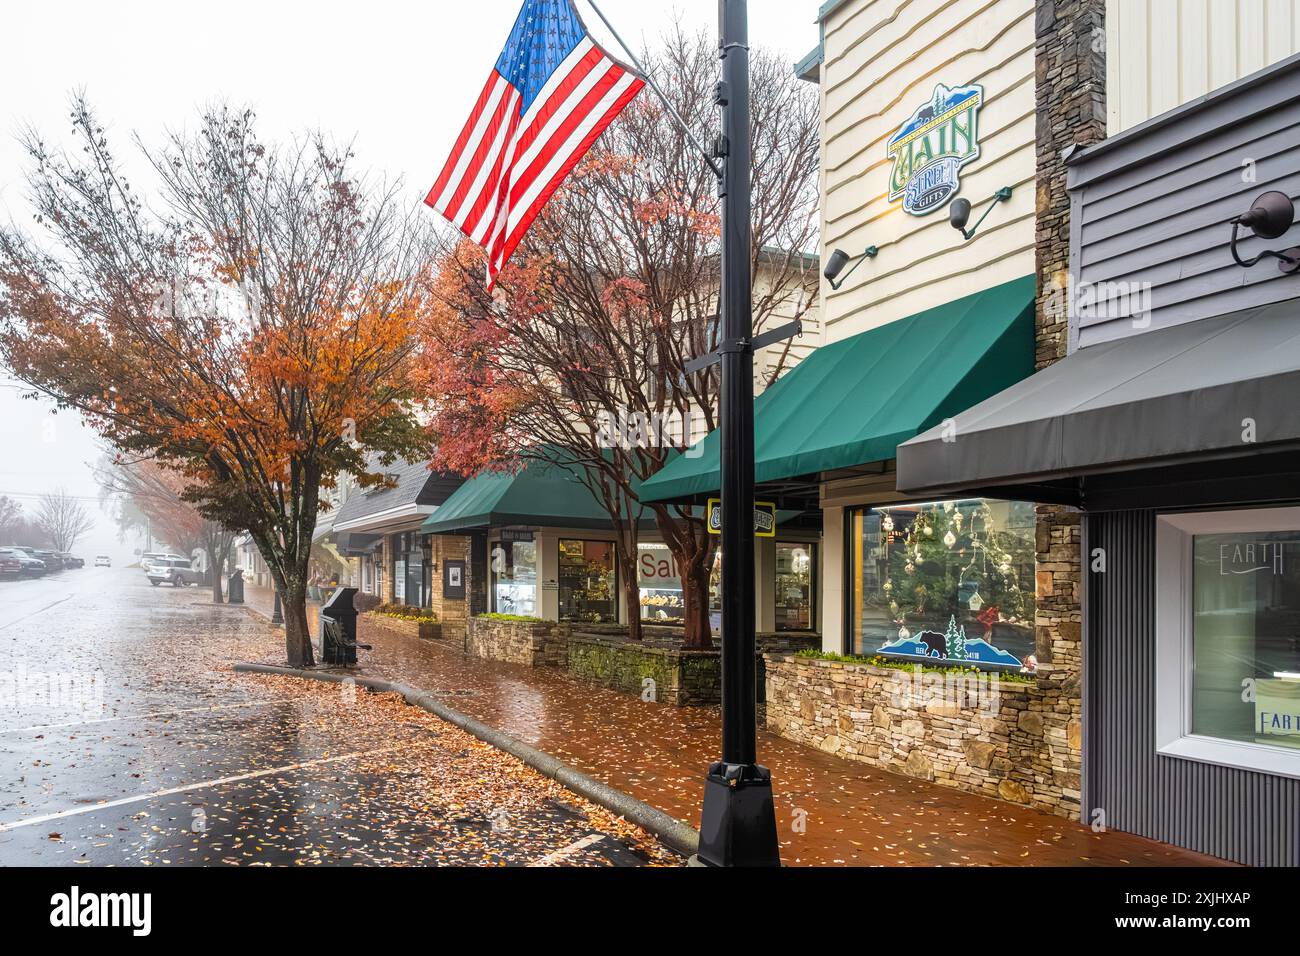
584, 0, 723, 179
682, 319, 802, 379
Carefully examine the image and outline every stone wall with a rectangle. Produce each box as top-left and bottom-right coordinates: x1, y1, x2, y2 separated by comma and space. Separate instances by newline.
765, 654, 1080, 818
464, 616, 567, 668
1034, 0, 1106, 369
427, 535, 471, 629
1019, 0, 1102, 821
364, 612, 442, 642
566, 634, 722, 707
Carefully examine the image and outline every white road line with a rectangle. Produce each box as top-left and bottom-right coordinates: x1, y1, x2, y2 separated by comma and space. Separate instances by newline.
528, 832, 608, 867
0, 742, 422, 833
0, 593, 75, 631
0, 700, 277, 735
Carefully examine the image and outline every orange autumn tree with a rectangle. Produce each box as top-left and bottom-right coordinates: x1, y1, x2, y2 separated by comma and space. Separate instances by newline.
0, 100, 431, 664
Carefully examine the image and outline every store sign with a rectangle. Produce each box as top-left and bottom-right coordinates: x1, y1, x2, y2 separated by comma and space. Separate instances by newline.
1256, 679, 1300, 738
887, 82, 984, 215
1218, 540, 1286, 575
706, 498, 776, 537
501, 529, 535, 542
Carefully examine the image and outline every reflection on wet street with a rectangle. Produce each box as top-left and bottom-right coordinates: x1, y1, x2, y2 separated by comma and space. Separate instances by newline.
0, 568, 675, 866
240, 588, 1227, 867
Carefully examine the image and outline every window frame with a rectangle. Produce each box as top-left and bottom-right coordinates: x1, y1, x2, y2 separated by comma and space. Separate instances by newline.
1155, 506, 1300, 779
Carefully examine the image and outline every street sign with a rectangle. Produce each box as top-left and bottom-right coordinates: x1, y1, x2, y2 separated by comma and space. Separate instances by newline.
706, 498, 776, 537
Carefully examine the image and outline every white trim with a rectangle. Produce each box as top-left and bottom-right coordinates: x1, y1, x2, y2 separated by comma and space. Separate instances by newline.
1155, 506, 1300, 779
334, 503, 435, 533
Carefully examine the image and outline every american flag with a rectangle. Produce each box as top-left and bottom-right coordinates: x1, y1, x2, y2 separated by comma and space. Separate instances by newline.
426, 0, 645, 287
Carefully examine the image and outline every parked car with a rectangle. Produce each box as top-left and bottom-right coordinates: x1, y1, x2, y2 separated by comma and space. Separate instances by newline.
0, 547, 47, 577
147, 557, 200, 587
141, 552, 188, 572
94, 555, 111, 567
58, 553, 85, 568
32, 549, 64, 571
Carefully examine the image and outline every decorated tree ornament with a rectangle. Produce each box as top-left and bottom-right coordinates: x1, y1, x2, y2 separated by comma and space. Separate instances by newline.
898, 625, 910, 640
905, 562, 915, 574
967, 591, 984, 612
924, 524, 933, 538
943, 530, 957, 548
881, 513, 894, 532
943, 500, 955, 513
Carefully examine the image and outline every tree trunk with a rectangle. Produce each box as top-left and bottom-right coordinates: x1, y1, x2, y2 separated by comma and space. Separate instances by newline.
619, 548, 643, 642
283, 577, 315, 667
679, 553, 714, 650
206, 542, 224, 604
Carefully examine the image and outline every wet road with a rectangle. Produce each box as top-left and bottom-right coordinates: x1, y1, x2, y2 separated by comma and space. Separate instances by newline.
0, 568, 673, 866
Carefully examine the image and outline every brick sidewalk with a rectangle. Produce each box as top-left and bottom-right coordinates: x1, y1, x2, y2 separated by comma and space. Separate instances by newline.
238, 584, 1226, 867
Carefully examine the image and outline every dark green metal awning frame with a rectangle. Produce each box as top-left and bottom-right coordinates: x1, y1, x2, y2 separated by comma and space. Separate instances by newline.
638, 275, 1037, 504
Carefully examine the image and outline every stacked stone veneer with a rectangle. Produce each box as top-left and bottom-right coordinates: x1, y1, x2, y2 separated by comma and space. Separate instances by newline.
766, 654, 1082, 818
463, 616, 567, 668
567, 634, 722, 707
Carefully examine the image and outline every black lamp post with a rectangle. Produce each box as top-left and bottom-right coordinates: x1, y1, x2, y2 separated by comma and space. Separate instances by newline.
271, 588, 284, 625
694, 0, 780, 868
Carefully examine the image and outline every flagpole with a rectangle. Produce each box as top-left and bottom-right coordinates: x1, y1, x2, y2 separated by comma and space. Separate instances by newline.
692, 0, 780, 868
582, 0, 722, 178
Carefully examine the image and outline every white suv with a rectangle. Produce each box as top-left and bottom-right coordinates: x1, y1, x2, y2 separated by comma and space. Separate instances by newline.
147, 557, 199, 587
94, 555, 111, 567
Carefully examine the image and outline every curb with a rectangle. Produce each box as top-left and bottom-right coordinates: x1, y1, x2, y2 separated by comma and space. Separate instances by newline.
233, 662, 700, 858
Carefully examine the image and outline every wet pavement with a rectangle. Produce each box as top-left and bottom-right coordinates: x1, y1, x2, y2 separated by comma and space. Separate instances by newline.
0, 568, 677, 866
241, 585, 1228, 867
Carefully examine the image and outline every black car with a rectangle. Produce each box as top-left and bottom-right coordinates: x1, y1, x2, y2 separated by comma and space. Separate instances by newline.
58, 553, 85, 568
32, 550, 64, 571
0, 548, 47, 576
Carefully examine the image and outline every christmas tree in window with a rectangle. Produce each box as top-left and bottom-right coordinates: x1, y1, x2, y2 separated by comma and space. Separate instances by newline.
943, 614, 968, 661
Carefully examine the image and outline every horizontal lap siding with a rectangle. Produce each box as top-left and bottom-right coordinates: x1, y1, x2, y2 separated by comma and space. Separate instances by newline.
819, 0, 1035, 343
1085, 509, 1300, 866
1069, 55, 1300, 348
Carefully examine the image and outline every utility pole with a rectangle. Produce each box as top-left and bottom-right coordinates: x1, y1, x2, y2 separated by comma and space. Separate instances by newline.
694, 0, 780, 868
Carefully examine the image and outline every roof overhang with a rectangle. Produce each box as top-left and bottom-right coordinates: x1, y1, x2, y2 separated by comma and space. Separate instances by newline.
897, 302, 1300, 507
334, 503, 435, 535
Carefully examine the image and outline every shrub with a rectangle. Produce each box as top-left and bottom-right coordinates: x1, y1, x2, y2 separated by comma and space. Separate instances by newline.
373, 602, 438, 622
477, 612, 544, 624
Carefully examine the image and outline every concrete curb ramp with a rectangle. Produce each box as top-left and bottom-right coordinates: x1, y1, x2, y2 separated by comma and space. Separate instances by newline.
233, 662, 701, 859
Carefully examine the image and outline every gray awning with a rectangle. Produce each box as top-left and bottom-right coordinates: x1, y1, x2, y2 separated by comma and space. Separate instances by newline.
897, 302, 1300, 496
335, 532, 382, 556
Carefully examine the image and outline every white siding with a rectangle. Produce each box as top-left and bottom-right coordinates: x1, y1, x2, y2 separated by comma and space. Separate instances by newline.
1107, 0, 1300, 134
818, 0, 1037, 343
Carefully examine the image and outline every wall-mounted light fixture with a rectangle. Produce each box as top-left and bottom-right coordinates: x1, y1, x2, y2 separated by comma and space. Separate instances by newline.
949, 186, 1013, 241
1229, 190, 1299, 275
823, 245, 878, 290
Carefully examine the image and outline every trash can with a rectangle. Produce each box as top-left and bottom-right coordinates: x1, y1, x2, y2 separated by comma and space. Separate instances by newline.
318, 587, 369, 666
227, 569, 245, 604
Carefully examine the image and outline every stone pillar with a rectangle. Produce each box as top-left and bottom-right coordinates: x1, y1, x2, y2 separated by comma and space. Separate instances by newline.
1028, 0, 1105, 820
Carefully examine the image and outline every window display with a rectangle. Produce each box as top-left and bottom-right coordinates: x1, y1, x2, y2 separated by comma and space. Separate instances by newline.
638, 543, 684, 622
849, 499, 1036, 669
558, 539, 617, 623
490, 538, 537, 617
775, 542, 815, 631
1192, 530, 1300, 752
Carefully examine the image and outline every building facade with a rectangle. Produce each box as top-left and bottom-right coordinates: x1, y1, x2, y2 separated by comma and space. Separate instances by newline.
899, 4, 1300, 865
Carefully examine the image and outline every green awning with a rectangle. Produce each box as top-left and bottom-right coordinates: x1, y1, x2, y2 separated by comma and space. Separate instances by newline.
422, 449, 638, 534
639, 274, 1036, 503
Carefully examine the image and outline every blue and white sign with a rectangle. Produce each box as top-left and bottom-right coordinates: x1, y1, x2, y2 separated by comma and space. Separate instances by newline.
887, 83, 984, 216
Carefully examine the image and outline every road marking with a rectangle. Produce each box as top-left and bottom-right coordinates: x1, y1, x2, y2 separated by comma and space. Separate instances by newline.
0, 742, 423, 833
0, 700, 277, 735
528, 832, 608, 867
0, 593, 75, 631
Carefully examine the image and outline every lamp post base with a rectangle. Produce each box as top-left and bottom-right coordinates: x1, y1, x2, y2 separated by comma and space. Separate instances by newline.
694, 761, 780, 867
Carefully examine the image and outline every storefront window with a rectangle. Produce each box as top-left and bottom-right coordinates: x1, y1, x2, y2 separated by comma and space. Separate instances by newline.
775, 542, 816, 631
638, 542, 684, 622
848, 500, 1037, 669
558, 539, 617, 623
391, 532, 430, 607
490, 538, 537, 617
1192, 530, 1300, 753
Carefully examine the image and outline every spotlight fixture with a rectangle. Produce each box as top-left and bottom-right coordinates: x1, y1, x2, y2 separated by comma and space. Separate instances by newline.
823, 245, 878, 290
1229, 190, 1299, 275
949, 186, 1013, 241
